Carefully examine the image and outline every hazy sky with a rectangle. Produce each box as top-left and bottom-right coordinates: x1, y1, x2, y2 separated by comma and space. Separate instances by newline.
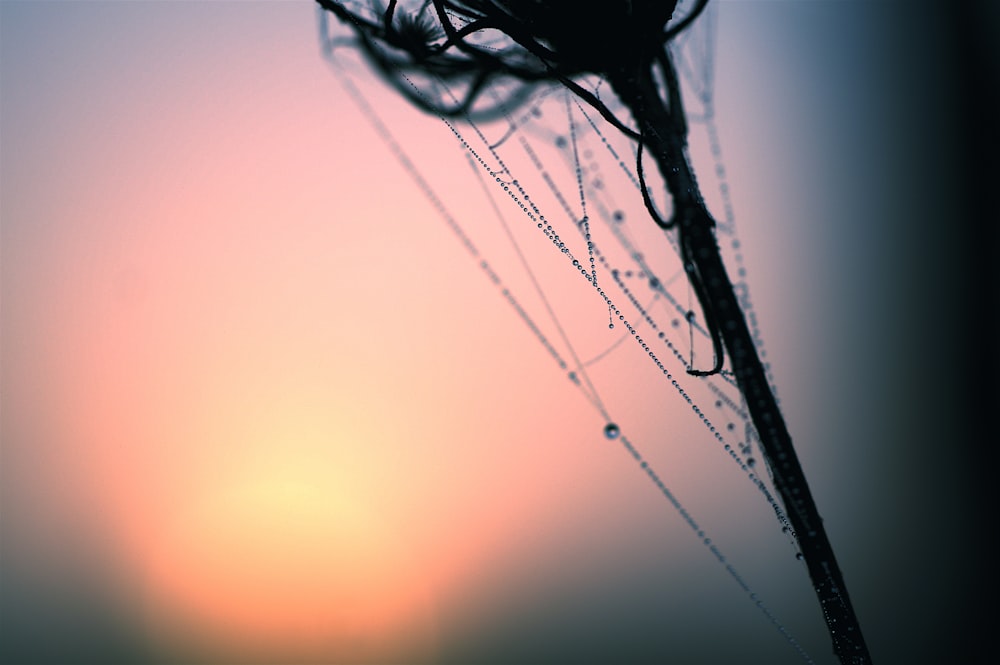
1, 2, 990, 664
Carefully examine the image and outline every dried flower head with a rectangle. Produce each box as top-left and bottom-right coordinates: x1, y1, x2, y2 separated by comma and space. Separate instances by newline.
317, 1, 707, 124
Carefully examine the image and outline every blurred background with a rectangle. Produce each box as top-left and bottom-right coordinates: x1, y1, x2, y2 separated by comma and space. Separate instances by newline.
2, 1, 994, 664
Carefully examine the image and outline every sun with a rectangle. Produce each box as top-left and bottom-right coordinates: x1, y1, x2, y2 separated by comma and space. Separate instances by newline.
132, 446, 438, 663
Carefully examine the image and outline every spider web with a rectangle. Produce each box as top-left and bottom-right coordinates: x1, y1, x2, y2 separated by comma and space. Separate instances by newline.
318, 2, 824, 661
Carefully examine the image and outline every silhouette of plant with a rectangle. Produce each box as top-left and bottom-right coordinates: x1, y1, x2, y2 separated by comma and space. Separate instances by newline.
316, 2, 872, 662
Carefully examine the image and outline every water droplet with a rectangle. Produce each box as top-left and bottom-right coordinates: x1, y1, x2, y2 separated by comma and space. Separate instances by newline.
612, 210, 625, 222
746, 457, 756, 467
795, 553, 804, 561
555, 136, 567, 148
604, 423, 620, 439
608, 323, 615, 329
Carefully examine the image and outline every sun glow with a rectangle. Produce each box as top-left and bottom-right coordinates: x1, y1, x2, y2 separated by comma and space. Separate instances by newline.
133, 434, 439, 661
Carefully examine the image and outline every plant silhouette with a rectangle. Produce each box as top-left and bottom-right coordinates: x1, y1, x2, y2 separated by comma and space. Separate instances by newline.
316, 1, 872, 662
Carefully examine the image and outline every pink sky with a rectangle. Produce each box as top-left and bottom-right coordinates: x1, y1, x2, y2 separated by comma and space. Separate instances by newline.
2, 2, 983, 664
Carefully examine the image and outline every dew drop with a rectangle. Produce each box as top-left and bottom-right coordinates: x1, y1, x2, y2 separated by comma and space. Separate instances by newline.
746, 457, 756, 467
795, 553, 804, 561
612, 210, 624, 222
604, 423, 620, 440
555, 136, 567, 148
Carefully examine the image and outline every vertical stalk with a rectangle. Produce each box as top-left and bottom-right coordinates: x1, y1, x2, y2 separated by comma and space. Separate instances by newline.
609, 64, 872, 665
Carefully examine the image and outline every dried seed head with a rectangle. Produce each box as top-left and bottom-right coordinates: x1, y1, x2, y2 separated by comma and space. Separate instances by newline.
318, 1, 699, 121
486, 0, 679, 70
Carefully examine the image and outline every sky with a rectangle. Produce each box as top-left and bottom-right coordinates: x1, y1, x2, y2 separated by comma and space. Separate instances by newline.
1, 1, 993, 664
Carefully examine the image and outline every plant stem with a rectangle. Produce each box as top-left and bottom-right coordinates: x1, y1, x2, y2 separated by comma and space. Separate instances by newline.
608, 64, 872, 665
